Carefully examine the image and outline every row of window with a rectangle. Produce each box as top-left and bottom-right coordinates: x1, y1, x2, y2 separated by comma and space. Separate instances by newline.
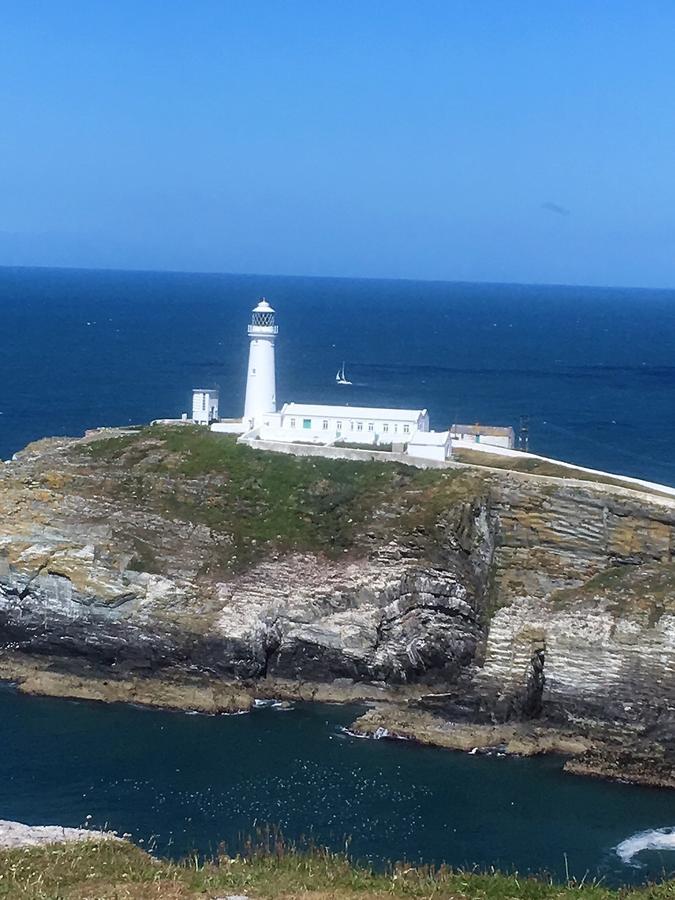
287, 417, 410, 434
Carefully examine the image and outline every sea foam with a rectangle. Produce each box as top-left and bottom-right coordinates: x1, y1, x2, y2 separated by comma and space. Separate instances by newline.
616, 827, 675, 865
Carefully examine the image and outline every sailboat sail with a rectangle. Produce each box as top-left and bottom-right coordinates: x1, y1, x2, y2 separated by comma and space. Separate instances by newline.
336, 362, 352, 385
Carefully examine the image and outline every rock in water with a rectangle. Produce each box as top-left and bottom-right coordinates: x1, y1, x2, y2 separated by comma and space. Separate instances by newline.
0, 819, 117, 848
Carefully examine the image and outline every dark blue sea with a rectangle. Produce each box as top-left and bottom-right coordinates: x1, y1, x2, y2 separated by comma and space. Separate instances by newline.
1, 267, 675, 883
2, 688, 675, 886
1, 266, 675, 484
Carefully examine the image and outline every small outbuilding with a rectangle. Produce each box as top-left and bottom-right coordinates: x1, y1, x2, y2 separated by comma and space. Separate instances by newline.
406, 430, 452, 462
192, 388, 219, 426
451, 423, 515, 450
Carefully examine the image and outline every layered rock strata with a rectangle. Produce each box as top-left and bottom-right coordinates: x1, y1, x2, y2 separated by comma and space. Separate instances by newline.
1, 426, 675, 784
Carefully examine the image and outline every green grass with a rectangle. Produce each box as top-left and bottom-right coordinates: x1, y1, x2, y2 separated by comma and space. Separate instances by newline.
333, 441, 394, 452
452, 448, 675, 499
77, 426, 477, 573
0, 836, 671, 900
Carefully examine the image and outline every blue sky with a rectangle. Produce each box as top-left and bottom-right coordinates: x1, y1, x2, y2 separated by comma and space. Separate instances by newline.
2, 1, 675, 287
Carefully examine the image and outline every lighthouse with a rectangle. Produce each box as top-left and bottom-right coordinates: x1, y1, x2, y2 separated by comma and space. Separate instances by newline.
201, 297, 450, 462
243, 298, 278, 427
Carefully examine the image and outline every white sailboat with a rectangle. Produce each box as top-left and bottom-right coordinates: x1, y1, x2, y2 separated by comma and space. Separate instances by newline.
335, 362, 352, 385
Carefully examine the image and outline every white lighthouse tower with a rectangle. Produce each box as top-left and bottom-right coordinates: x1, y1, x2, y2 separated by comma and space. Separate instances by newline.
243, 298, 278, 427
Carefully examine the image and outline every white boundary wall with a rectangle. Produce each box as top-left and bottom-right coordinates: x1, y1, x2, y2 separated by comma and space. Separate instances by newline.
238, 436, 453, 469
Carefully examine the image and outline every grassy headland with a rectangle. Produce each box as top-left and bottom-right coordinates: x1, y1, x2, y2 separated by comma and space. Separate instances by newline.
76, 425, 480, 573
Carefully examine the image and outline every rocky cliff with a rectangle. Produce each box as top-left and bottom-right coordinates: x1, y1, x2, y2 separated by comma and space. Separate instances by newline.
2, 425, 674, 783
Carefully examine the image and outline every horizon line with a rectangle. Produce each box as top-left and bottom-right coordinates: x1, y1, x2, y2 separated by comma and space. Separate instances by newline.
0, 261, 674, 295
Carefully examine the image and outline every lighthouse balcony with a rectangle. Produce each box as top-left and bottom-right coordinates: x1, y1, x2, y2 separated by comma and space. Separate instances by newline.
248, 324, 278, 336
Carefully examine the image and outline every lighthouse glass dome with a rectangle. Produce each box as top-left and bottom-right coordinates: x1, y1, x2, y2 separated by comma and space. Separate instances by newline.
250, 299, 276, 329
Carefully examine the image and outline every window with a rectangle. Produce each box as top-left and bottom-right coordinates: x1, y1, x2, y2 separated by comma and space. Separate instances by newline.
336, 421, 342, 430
393, 424, 398, 433
357, 422, 363, 432
322, 420, 329, 430
290, 418, 296, 429
350, 421, 354, 431
403, 424, 410, 434
303, 418, 312, 429
202, 395, 206, 410
383, 423, 389, 433
252, 310, 275, 327
368, 422, 374, 432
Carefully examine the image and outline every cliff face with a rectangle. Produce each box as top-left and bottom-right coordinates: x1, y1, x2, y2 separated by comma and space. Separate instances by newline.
0, 428, 491, 688
482, 481, 675, 739
1, 425, 675, 773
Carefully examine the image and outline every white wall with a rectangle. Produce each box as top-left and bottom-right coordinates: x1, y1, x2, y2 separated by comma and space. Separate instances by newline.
243, 333, 277, 423
268, 410, 426, 446
484, 434, 513, 449
211, 421, 247, 435
407, 442, 450, 462
192, 390, 218, 425
239, 436, 453, 469
452, 432, 513, 449
259, 412, 283, 429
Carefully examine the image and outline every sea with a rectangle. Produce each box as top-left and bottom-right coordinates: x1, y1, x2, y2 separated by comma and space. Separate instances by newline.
1, 265, 675, 883
2, 266, 675, 483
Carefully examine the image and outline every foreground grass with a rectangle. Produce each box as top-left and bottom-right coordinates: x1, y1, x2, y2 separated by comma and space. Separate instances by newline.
0, 839, 673, 900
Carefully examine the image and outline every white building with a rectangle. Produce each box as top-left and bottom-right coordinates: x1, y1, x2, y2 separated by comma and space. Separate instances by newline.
451, 423, 515, 450
256, 403, 429, 446
406, 430, 452, 461
243, 298, 278, 428
192, 388, 219, 426
200, 298, 460, 462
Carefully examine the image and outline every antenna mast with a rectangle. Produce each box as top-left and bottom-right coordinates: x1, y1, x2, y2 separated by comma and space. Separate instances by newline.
518, 415, 530, 452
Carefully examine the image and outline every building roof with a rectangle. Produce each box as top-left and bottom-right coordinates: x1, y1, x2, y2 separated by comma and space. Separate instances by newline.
253, 298, 275, 313
451, 423, 514, 437
407, 430, 451, 446
192, 388, 219, 395
280, 403, 427, 422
